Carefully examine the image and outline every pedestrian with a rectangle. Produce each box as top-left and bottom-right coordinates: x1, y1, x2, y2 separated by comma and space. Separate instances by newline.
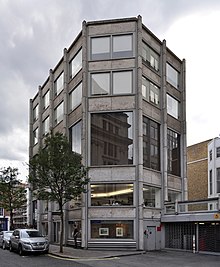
72, 224, 79, 248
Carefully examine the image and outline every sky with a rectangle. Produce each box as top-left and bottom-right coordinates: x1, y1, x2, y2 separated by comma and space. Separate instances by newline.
1, 0, 220, 181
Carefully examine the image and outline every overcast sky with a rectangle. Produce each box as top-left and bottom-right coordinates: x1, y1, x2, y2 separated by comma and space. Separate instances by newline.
1, 0, 220, 180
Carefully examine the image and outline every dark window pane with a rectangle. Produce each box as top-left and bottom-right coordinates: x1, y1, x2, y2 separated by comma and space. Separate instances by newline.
91, 112, 133, 166
167, 129, 180, 176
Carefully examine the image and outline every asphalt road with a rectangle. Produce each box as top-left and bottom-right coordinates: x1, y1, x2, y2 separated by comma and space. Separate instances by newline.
1, 247, 220, 267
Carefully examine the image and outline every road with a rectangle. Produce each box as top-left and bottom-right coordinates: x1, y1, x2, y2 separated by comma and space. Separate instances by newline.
1, 248, 220, 267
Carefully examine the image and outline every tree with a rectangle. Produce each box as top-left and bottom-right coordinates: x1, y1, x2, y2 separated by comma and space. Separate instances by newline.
0, 167, 27, 230
29, 132, 89, 253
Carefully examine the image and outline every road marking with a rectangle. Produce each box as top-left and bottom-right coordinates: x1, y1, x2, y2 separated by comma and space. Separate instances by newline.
48, 254, 119, 262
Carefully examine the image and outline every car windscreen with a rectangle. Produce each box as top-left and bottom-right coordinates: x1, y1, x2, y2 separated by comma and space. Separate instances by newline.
22, 231, 43, 238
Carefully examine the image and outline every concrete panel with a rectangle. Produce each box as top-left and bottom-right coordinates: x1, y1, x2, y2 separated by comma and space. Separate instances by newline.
89, 59, 135, 71
54, 95, 64, 109
88, 207, 135, 218
142, 64, 161, 86
143, 209, 161, 219
68, 35, 82, 60
53, 62, 64, 81
88, 21, 136, 36
167, 175, 182, 190
89, 166, 136, 181
142, 28, 161, 54
42, 108, 50, 121
166, 84, 181, 101
68, 72, 83, 92
41, 82, 50, 96
167, 115, 181, 132
68, 209, 82, 220
33, 144, 39, 155
166, 52, 181, 72
143, 168, 162, 186
88, 97, 112, 111
142, 102, 161, 122
111, 96, 135, 110
68, 106, 82, 126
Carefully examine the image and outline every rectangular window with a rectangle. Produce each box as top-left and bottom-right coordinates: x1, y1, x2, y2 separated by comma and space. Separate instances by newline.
168, 190, 181, 202
91, 73, 110, 95
142, 42, 159, 71
69, 83, 82, 111
91, 220, 133, 239
91, 112, 133, 166
209, 150, 212, 161
143, 117, 160, 171
33, 128, 38, 145
91, 34, 133, 60
54, 72, 64, 96
113, 35, 133, 58
167, 129, 180, 176
209, 170, 213, 195
167, 94, 179, 119
143, 185, 161, 208
70, 120, 82, 154
91, 70, 133, 96
33, 104, 39, 121
54, 102, 64, 125
42, 116, 50, 135
91, 36, 110, 60
166, 63, 179, 89
217, 168, 220, 193
142, 77, 159, 105
113, 71, 132, 94
43, 90, 50, 109
70, 49, 82, 79
0, 208, 3, 216
91, 183, 133, 206
216, 147, 220, 158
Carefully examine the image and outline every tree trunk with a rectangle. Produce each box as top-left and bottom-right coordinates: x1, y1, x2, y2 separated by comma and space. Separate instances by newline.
59, 207, 64, 253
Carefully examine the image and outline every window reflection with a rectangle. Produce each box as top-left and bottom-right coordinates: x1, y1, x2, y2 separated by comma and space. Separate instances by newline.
167, 94, 179, 119
70, 49, 82, 79
69, 83, 82, 111
70, 120, 82, 154
166, 63, 179, 89
113, 35, 133, 58
91, 183, 133, 206
91, 220, 133, 239
91, 73, 110, 95
91, 37, 110, 60
167, 129, 180, 176
143, 185, 161, 208
113, 71, 132, 94
91, 112, 133, 166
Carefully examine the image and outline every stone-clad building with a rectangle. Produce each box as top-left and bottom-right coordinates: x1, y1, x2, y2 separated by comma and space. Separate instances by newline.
29, 16, 187, 250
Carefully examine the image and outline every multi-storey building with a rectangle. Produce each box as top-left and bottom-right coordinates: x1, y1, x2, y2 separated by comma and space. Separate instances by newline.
29, 16, 187, 250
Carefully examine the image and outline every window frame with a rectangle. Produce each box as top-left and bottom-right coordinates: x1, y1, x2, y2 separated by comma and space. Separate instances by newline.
143, 185, 161, 208
167, 94, 179, 119
43, 90, 50, 110
54, 72, 64, 96
33, 104, 39, 122
90, 33, 134, 61
69, 48, 82, 79
54, 101, 64, 125
42, 116, 50, 136
216, 147, 220, 158
69, 120, 82, 154
166, 63, 179, 89
90, 70, 133, 96
33, 127, 38, 145
69, 82, 82, 111
142, 41, 159, 72
142, 76, 160, 106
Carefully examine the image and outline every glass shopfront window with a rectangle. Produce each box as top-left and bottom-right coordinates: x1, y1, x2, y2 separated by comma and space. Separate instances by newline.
143, 185, 161, 208
91, 183, 133, 206
91, 220, 134, 239
91, 112, 133, 166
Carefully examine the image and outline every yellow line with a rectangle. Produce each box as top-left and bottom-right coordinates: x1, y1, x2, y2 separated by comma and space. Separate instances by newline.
48, 254, 120, 262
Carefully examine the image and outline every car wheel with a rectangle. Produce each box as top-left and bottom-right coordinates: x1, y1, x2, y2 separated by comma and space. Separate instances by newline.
2, 241, 6, 250
9, 243, 13, 252
18, 244, 24, 256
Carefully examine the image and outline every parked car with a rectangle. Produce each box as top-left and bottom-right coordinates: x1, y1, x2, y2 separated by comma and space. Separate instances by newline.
9, 229, 49, 256
0, 231, 13, 249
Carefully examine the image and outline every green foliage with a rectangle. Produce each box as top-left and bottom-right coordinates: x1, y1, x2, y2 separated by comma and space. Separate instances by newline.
29, 132, 89, 208
0, 166, 27, 229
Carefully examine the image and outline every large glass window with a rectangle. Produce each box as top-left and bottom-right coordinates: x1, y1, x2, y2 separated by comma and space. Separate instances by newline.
143, 117, 160, 170
142, 42, 159, 71
167, 94, 179, 119
217, 168, 220, 193
91, 183, 133, 206
216, 147, 220, 158
91, 220, 133, 239
142, 77, 159, 105
166, 63, 179, 89
113, 35, 133, 58
43, 90, 50, 110
91, 70, 132, 96
54, 72, 64, 96
143, 185, 161, 208
91, 34, 133, 60
33, 128, 38, 145
54, 102, 64, 125
91, 112, 133, 166
70, 49, 82, 79
42, 116, 50, 135
91, 73, 110, 95
168, 190, 181, 202
69, 83, 82, 111
167, 129, 180, 176
70, 120, 82, 154
33, 104, 39, 122
209, 170, 213, 195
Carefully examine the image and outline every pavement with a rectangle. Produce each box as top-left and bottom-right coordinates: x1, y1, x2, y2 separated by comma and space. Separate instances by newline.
49, 244, 146, 259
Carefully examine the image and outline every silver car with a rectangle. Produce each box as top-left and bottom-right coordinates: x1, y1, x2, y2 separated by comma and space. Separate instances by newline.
9, 229, 49, 256
0, 231, 13, 249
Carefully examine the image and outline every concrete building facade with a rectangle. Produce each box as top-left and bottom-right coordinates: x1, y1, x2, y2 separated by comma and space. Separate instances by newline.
29, 16, 187, 250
